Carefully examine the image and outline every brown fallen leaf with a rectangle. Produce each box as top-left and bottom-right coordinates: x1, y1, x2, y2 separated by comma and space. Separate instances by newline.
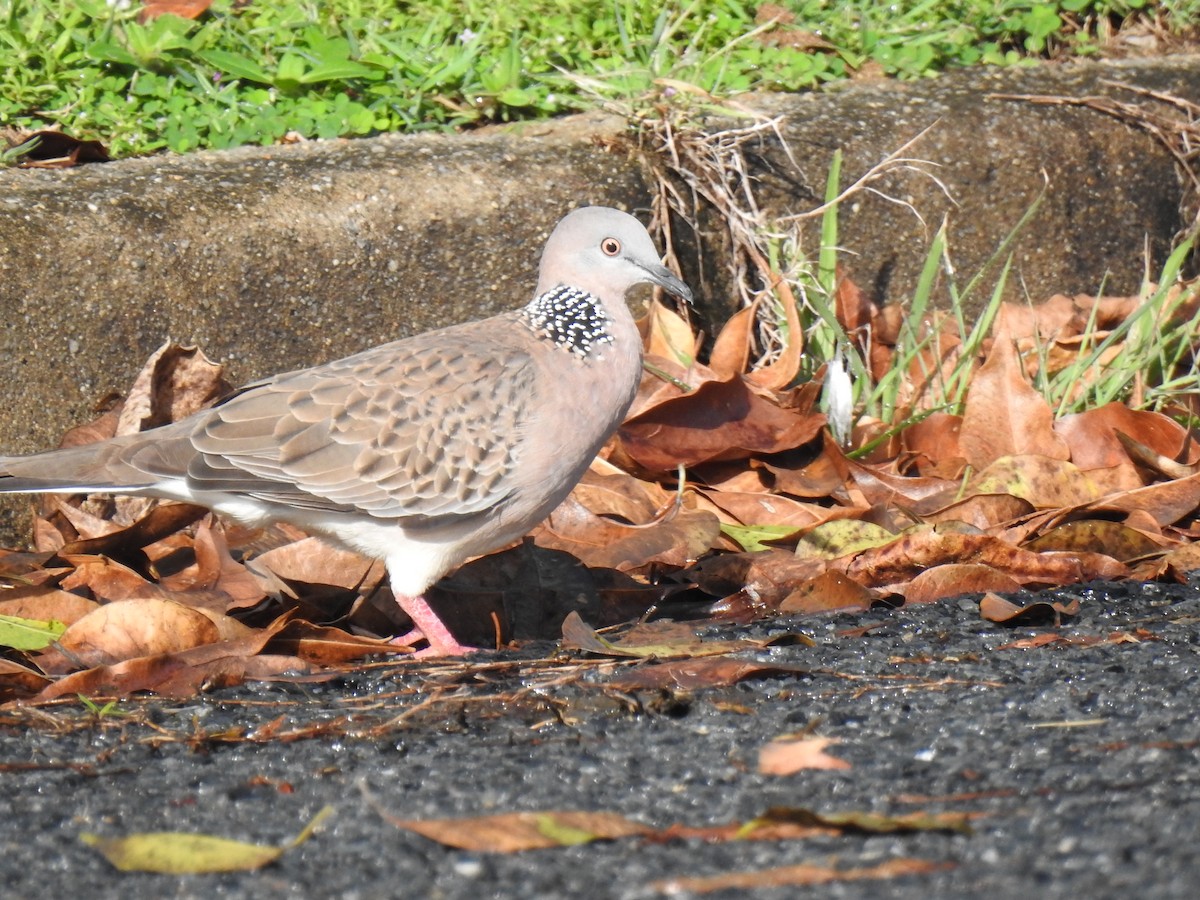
0, 548, 59, 579
959, 338, 1069, 469
892, 315, 964, 412
116, 342, 233, 435
40, 495, 124, 544
1081, 471, 1200, 527
902, 563, 1022, 604
1155, 542, 1200, 579
33, 614, 301, 700
834, 265, 877, 334
381, 810, 651, 852
55, 503, 209, 562
992, 292, 1080, 347
604, 656, 811, 691
571, 468, 674, 522
692, 549, 827, 608
140, 0, 213, 22
248, 536, 386, 594
779, 570, 874, 614
994, 630, 1153, 650
979, 591, 1080, 625
707, 304, 755, 379
696, 488, 827, 530
901, 412, 966, 476
759, 736, 851, 774
57, 554, 176, 603
533, 497, 719, 571
40, 597, 222, 671
993, 632, 1075, 650
844, 529, 1083, 588
561, 613, 758, 659
0, 585, 100, 626
618, 375, 825, 472
744, 262, 806, 391
1041, 550, 1129, 582
264, 619, 393, 665
36, 649, 312, 701
155, 517, 268, 609
1075, 293, 1142, 328
656, 805, 972, 844
652, 858, 953, 893
6, 130, 109, 168
843, 456, 954, 507
0, 657, 52, 701
1056, 402, 1194, 471
753, 434, 849, 499
918, 492, 1034, 530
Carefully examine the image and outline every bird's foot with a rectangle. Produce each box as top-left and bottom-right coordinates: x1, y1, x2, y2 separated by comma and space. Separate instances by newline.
389, 627, 477, 658
389, 594, 479, 657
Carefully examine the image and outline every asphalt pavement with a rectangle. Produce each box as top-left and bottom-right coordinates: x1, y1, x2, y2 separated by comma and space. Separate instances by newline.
2, 578, 1199, 899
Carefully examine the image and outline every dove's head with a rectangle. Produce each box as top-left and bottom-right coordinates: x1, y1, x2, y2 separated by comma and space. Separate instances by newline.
535, 206, 692, 306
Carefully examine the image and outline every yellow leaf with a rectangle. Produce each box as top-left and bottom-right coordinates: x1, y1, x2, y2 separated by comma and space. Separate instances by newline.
80, 806, 333, 873
969, 454, 1099, 508
795, 520, 895, 560
720, 523, 798, 552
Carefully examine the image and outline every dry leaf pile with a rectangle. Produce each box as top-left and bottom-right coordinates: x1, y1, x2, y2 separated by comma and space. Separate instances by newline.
3, 276, 1200, 703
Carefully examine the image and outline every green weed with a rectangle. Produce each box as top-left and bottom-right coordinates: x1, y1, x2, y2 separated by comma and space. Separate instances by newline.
0, 0, 1195, 157
776, 183, 1199, 455
77, 693, 127, 719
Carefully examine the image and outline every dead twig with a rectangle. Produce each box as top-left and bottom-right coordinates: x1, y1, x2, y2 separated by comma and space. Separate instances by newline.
631, 107, 948, 369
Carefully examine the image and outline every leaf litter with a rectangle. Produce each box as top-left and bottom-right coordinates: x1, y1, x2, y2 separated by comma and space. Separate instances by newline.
5, 275, 1200, 702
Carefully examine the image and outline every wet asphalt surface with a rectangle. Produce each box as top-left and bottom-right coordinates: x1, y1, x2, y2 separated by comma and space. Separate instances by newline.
2, 579, 1200, 900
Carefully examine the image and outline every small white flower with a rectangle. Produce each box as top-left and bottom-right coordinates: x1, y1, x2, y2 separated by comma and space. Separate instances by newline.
457, 28, 478, 43
823, 343, 854, 447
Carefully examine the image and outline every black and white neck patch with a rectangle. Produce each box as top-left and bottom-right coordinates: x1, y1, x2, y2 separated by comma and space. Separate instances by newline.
520, 285, 613, 359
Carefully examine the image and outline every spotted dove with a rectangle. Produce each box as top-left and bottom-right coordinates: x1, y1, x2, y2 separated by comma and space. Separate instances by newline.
0, 206, 692, 656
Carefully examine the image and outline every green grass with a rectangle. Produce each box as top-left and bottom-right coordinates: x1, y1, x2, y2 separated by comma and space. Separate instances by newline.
779, 187, 1200, 454
1041, 238, 1200, 413
1, 0, 1197, 157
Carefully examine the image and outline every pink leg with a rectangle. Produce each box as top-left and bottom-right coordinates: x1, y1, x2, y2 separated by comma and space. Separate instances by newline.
388, 593, 477, 657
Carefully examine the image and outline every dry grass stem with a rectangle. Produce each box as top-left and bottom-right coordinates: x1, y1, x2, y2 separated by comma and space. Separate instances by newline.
630, 108, 947, 365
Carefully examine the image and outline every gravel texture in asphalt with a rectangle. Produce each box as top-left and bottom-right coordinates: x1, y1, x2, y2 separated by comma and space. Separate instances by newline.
3, 578, 1200, 899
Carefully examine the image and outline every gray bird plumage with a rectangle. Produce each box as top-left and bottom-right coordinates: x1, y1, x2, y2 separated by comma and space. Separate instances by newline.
0, 206, 692, 656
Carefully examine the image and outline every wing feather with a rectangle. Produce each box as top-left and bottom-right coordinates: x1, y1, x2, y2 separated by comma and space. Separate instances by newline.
183, 318, 537, 520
